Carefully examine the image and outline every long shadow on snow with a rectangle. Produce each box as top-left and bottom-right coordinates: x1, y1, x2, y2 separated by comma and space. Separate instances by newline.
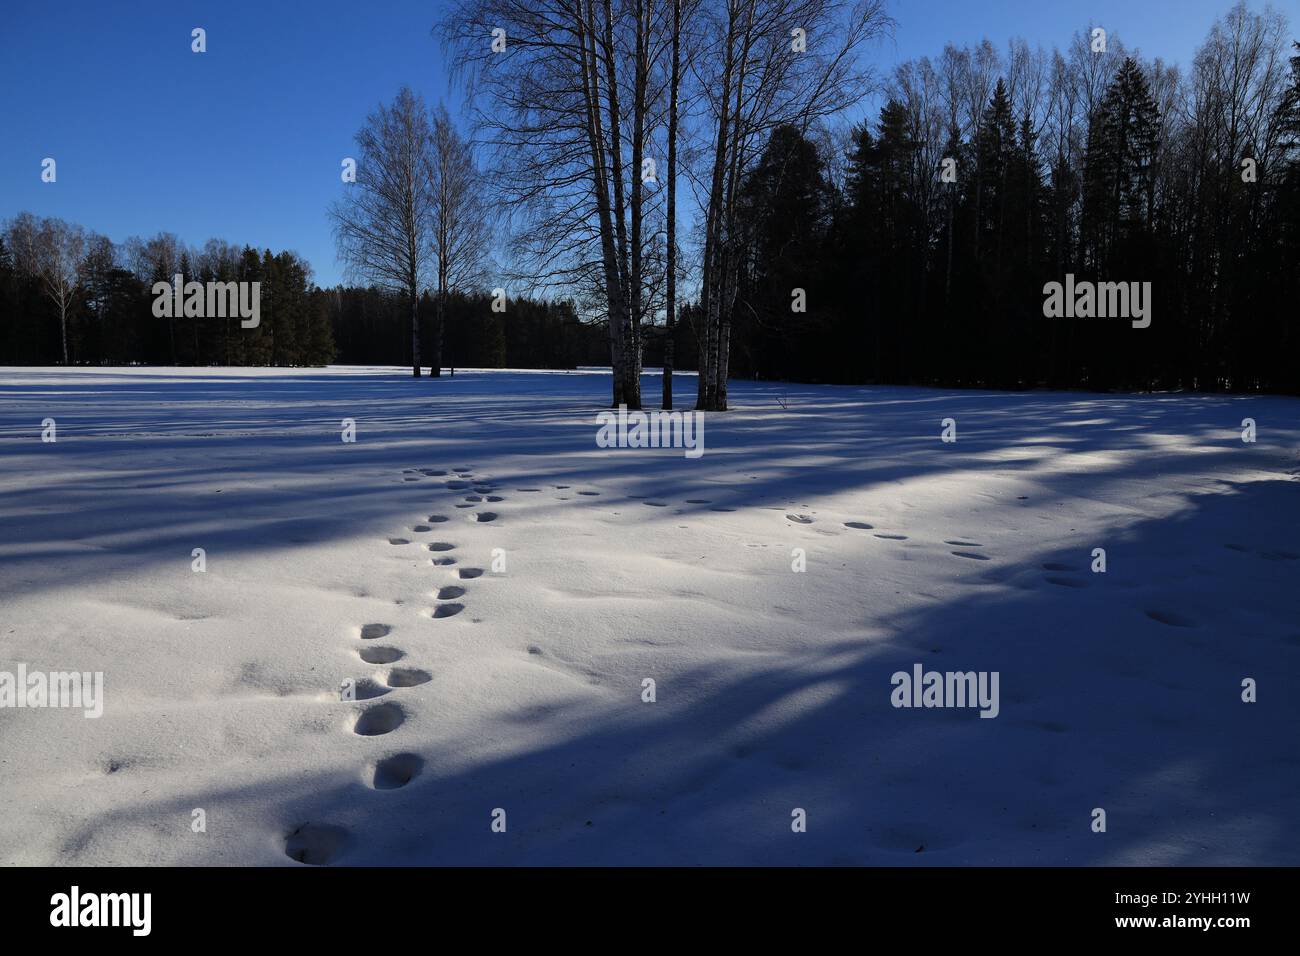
51, 479, 1300, 866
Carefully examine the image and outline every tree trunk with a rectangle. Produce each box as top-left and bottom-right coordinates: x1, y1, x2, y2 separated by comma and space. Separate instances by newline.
430, 287, 444, 377
579, 0, 626, 406
626, 0, 647, 411
663, 0, 680, 410
59, 298, 69, 365
410, 284, 421, 377
600, 0, 639, 409
697, 9, 736, 412
710, 0, 756, 412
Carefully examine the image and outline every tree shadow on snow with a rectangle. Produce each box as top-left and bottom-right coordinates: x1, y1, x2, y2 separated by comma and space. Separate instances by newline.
45, 477, 1300, 866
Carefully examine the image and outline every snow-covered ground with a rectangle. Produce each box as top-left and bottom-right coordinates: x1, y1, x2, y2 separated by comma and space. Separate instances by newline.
0, 365, 1296, 866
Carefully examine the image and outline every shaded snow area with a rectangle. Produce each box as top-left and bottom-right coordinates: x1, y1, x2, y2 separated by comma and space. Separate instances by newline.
1, 366, 1297, 865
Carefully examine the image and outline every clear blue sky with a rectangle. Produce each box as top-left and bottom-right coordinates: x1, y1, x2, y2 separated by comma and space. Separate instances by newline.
0, 0, 1268, 287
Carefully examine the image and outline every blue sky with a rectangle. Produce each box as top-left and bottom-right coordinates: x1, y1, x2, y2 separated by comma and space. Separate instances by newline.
0, 0, 1267, 287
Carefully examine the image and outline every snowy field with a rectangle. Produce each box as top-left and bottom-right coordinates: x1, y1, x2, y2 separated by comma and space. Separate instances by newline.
0, 365, 1297, 866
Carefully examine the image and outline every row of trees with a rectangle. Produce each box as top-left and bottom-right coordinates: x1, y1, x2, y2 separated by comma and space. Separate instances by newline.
324, 286, 612, 369
0, 212, 621, 370
0, 216, 334, 367
725, 4, 1300, 392
8, 2, 1293, 396
439, 0, 892, 409
434, 0, 1297, 401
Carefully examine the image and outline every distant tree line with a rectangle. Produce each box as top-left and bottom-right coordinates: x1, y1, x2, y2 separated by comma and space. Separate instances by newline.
0, 213, 614, 370
0, 218, 335, 367
724, 4, 1300, 393
324, 286, 612, 369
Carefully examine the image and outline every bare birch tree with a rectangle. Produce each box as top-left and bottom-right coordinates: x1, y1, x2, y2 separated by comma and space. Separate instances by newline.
7, 212, 86, 365
693, 0, 892, 410
331, 86, 434, 377
428, 103, 491, 376
441, 0, 670, 407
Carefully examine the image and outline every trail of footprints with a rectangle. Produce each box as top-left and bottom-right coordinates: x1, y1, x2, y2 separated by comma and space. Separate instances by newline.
288, 465, 497, 863
796, 511, 992, 562
292, 465, 1214, 862
294, 469, 755, 862
836, 515, 1215, 627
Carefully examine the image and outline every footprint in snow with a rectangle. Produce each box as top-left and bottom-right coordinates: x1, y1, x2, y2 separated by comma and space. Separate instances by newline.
457, 568, 484, 579
384, 667, 431, 688
844, 521, 873, 529
285, 823, 349, 865
359, 623, 392, 640
358, 646, 403, 664
431, 603, 464, 619
387, 537, 410, 545
435, 585, 466, 599
430, 557, 457, 566
874, 533, 908, 540
950, 551, 989, 561
470, 512, 497, 522
369, 754, 424, 790
427, 542, 456, 552
427, 515, 449, 523
944, 540, 982, 547
346, 677, 389, 700
352, 702, 404, 736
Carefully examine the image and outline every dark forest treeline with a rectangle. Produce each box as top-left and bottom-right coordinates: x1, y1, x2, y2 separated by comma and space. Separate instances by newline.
0, 225, 336, 367
727, 14, 1300, 394
4, 4, 1297, 396
0, 223, 615, 371
325, 287, 612, 370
